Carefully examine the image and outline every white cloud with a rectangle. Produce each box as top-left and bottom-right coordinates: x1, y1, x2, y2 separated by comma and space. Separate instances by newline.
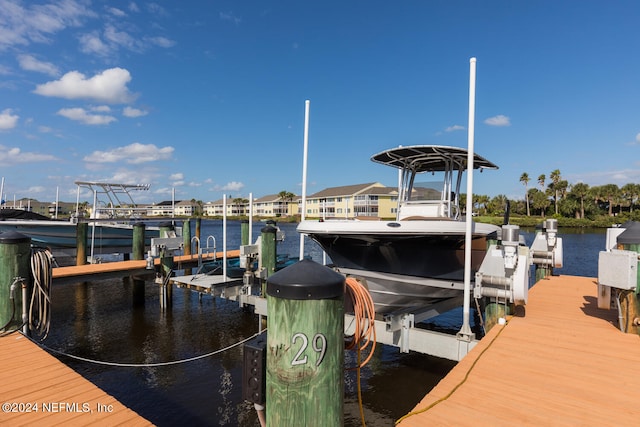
484, 115, 511, 127
123, 106, 148, 118
34, 68, 137, 104
145, 36, 176, 48
17, 54, 60, 76
79, 29, 176, 57
57, 107, 116, 125
0, 0, 96, 50
0, 108, 19, 130
0, 145, 57, 166
220, 11, 242, 25
83, 142, 174, 164
106, 7, 127, 18
78, 31, 111, 56
217, 181, 245, 192
445, 125, 465, 132
169, 173, 184, 180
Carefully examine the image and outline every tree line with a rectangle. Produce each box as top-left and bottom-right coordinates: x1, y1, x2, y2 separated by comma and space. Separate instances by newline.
466, 169, 640, 224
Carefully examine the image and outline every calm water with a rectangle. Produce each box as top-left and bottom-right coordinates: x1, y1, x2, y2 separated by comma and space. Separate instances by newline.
41, 221, 605, 426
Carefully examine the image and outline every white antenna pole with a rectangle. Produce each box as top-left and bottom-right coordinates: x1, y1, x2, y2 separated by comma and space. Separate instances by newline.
223, 194, 227, 280
299, 100, 310, 260
55, 186, 59, 219
0, 177, 4, 208
249, 192, 253, 244
460, 57, 477, 340
75, 184, 81, 218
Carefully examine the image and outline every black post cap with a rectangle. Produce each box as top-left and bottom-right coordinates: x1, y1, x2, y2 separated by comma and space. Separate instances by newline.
261, 225, 277, 234
0, 231, 31, 244
617, 221, 640, 245
266, 259, 344, 300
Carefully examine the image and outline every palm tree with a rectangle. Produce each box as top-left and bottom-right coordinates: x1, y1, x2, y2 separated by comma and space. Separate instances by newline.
531, 188, 550, 217
621, 183, 640, 213
520, 172, 531, 216
569, 183, 590, 219
599, 184, 620, 216
549, 169, 562, 215
277, 190, 296, 216
537, 174, 546, 190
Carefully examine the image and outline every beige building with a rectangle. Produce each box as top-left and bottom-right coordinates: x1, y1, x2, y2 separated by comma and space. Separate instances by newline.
254, 194, 299, 217
143, 183, 401, 220
302, 182, 398, 219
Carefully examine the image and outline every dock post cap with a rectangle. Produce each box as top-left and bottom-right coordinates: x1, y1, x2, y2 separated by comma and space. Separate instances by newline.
260, 225, 277, 234
266, 259, 344, 300
0, 230, 31, 244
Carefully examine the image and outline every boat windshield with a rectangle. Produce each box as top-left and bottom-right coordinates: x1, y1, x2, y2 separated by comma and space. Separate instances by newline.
408, 181, 444, 201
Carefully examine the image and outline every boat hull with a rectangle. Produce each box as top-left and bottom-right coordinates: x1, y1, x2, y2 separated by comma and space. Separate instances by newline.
298, 219, 500, 314
0, 220, 159, 253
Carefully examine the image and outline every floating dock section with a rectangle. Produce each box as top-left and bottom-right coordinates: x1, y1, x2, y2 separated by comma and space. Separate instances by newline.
397, 275, 640, 426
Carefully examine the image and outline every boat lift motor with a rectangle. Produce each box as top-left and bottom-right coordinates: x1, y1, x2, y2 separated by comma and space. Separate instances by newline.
474, 224, 531, 307
530, 218, 563, 270
147, 235, 184, 273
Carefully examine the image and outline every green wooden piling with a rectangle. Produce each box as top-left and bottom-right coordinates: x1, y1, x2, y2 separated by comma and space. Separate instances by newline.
76, 222, 88, 266
484, 302, 511, 332
241, 219, 249, 246
183, 219, 192, 275
132, 222, 146, 261
261, 225, 277, 275
613, 222, 640, 334
0, 232, 31, 331
183, 219, 192, 256
265, 259, 344, 427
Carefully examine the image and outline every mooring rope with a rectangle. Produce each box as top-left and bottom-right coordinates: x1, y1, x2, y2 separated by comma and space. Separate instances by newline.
28, 330, 264, 368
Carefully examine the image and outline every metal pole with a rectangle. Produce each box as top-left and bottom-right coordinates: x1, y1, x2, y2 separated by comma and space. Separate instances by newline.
460, 57, 477, 339
299, 100, 310, 260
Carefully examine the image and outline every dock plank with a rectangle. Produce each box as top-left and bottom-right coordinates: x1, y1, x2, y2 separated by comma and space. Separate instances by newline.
397, 275, 640, 426
0, 334, 152, 426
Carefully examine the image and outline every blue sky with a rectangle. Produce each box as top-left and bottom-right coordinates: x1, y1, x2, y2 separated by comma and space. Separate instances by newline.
1, 1, 639, 205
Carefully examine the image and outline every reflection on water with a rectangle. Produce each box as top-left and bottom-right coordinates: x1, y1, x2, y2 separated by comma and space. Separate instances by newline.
43, 221, 606, 426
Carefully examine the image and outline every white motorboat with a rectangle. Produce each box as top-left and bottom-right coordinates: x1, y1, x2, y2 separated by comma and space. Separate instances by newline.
297, 145, 502, 315
0, 181, 161, 261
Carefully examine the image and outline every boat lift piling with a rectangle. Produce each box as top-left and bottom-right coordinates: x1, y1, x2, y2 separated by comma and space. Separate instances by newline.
76, 222, 88, 266
262, 260, 345, 427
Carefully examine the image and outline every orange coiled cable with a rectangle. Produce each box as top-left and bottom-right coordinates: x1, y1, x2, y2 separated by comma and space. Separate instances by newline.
344, 277, 376, 368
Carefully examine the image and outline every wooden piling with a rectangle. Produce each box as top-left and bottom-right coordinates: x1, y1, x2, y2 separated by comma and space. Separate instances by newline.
0, 232, 31, 331
132, 222, 146, 261
241, 219, 249, 246
265, 260, 344, 427
182, 219, 191, 256
76, 222, 88, 266
260, 225, 277, 295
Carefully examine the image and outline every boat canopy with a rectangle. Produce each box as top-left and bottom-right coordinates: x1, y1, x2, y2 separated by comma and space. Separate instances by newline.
370, 145, 498, 173
371, 145, 498, 220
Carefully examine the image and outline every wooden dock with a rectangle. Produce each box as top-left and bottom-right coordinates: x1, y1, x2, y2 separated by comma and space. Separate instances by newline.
0, 333, 151, 426
52, 250, 240, 285
397, 275, 640, 426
